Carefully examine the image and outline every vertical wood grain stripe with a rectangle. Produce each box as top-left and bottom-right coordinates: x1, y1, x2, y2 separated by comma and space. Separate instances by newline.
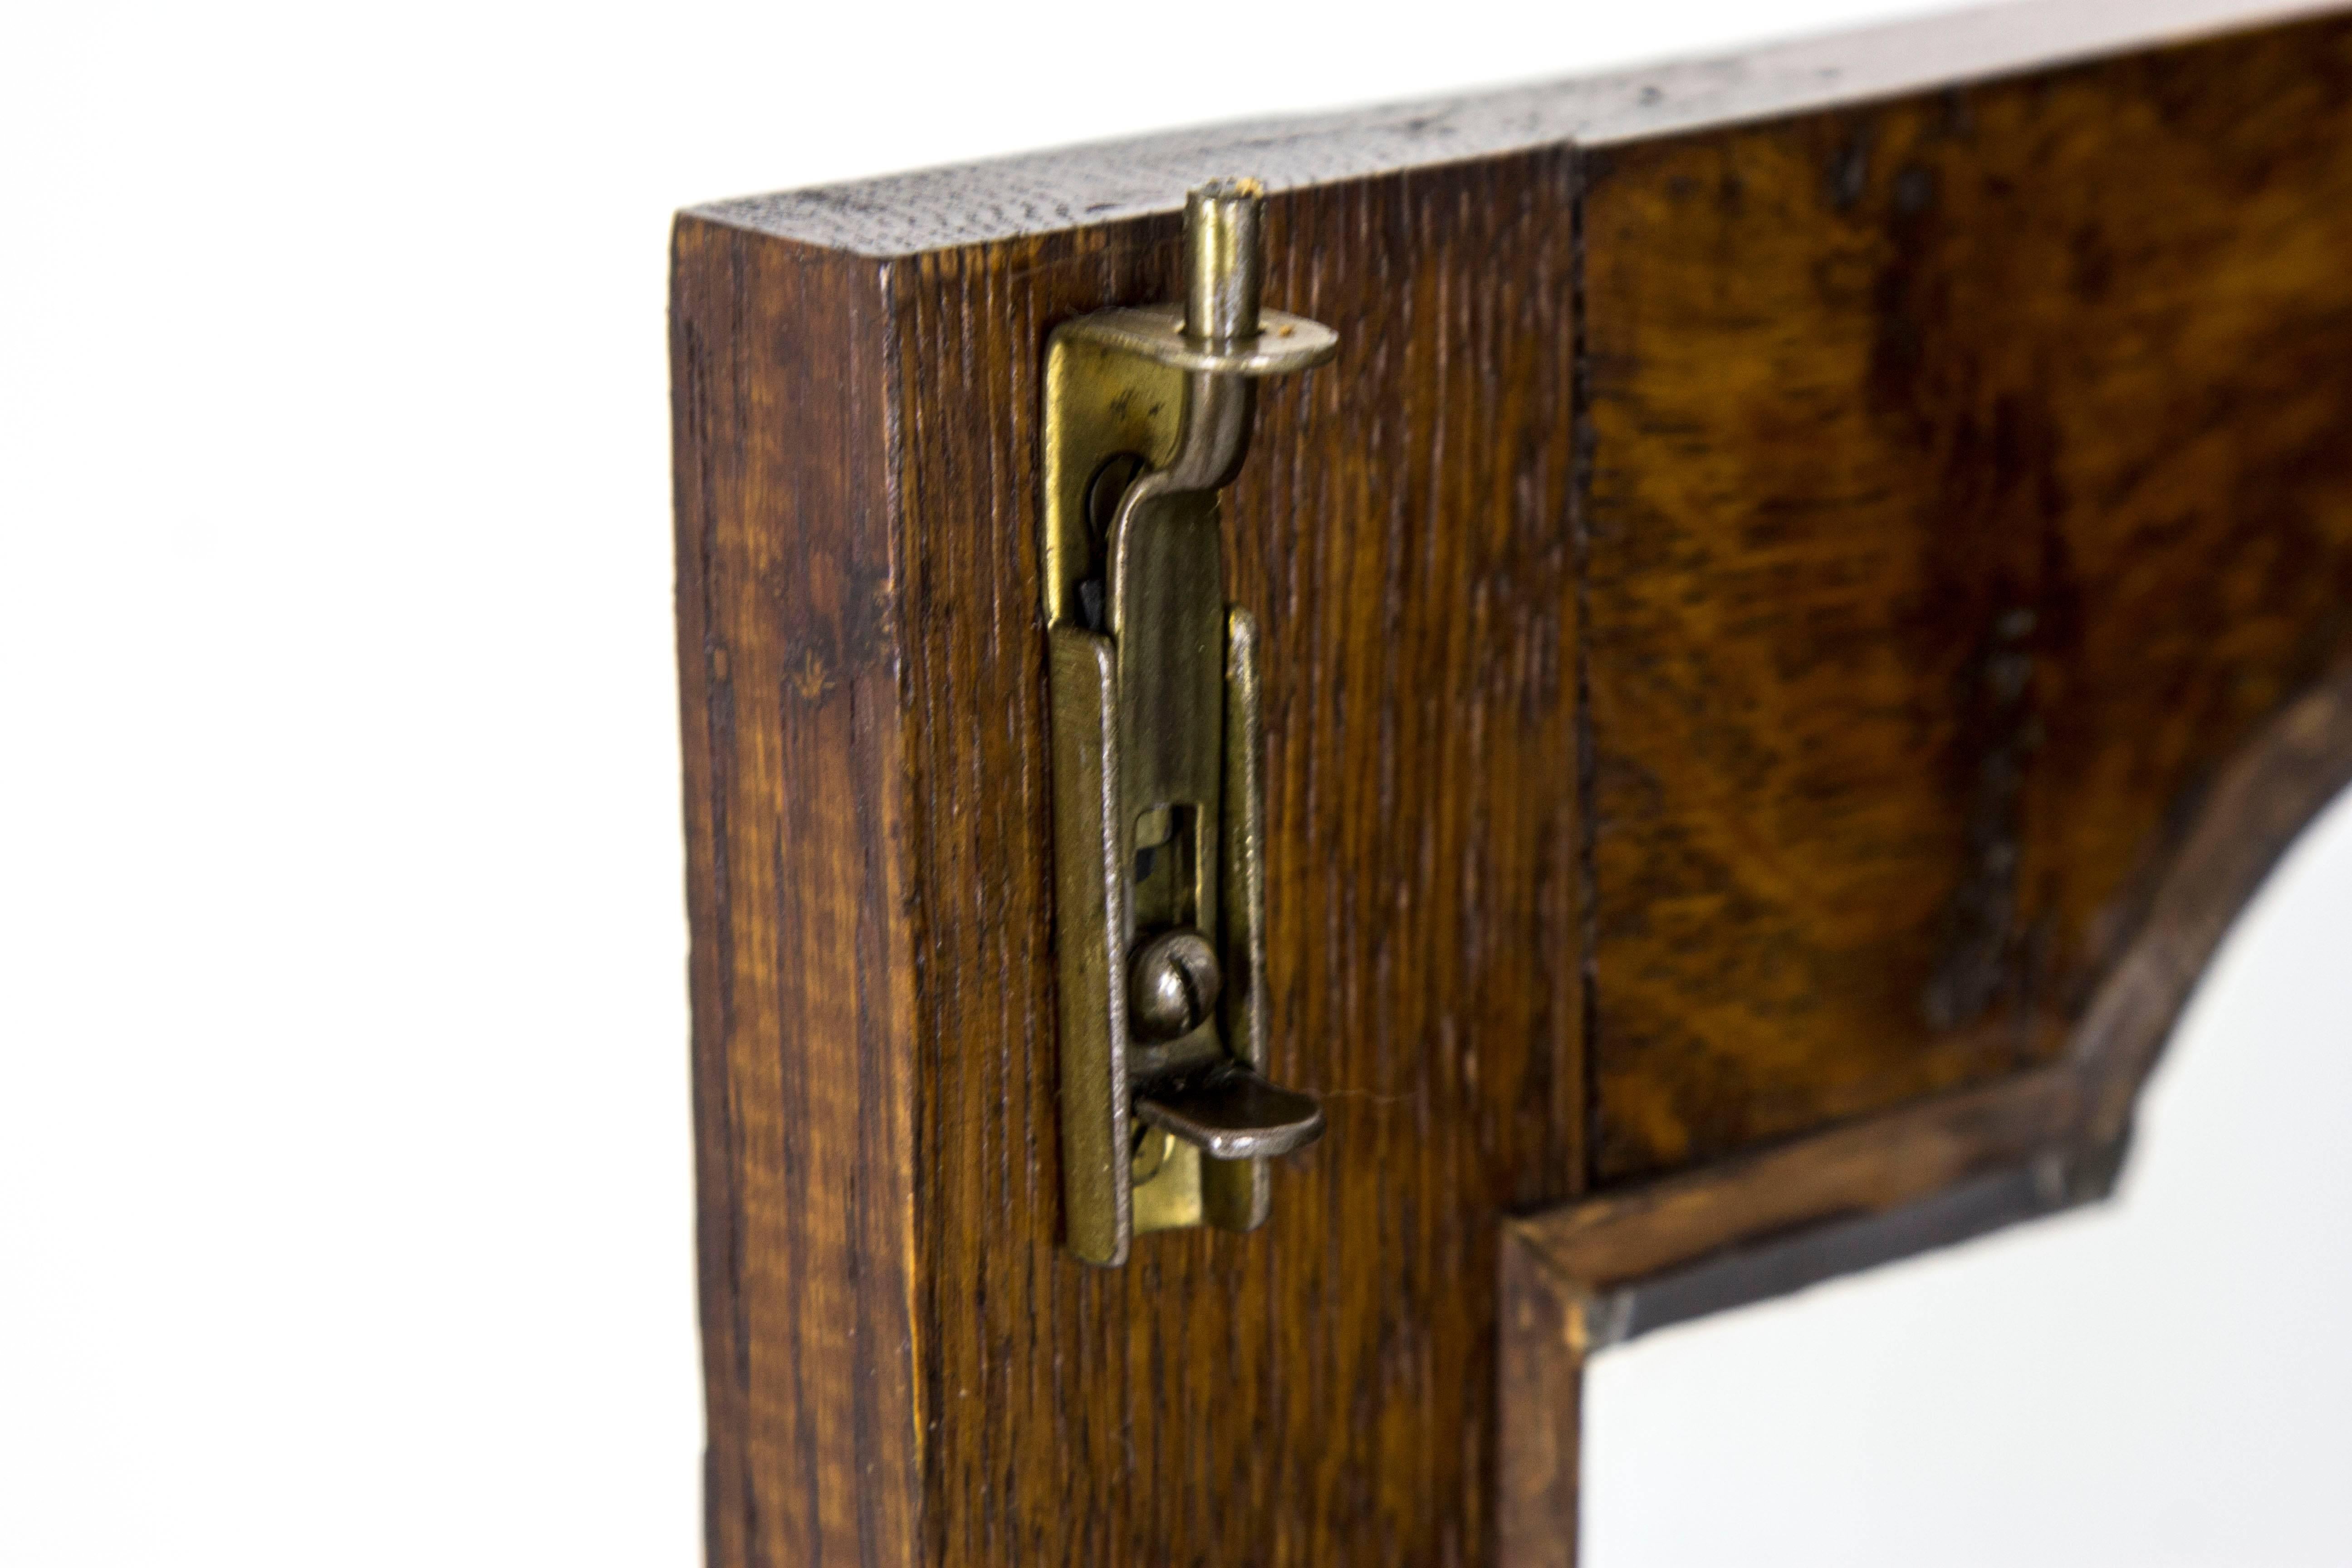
671, 220, 921, 1568
888, 157, 1584, 1568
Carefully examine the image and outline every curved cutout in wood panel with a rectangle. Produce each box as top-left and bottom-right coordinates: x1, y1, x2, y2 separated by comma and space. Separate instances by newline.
1500, 662, 2352, 1567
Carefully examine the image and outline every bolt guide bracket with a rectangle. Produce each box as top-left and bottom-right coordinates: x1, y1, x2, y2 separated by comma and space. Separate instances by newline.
1044, 181, 1335, 1266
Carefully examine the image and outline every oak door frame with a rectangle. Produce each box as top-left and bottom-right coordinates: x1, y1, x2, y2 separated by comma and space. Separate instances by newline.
669, 3, 2352, 1563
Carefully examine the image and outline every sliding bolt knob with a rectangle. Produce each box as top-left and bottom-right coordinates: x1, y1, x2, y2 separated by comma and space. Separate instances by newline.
1128, 928, 1222, 1042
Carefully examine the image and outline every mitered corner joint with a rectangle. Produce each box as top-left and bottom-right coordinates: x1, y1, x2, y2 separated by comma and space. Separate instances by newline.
1043, 179, 1334, 1266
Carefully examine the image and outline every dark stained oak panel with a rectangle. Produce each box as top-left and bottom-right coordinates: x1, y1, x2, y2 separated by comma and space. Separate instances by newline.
677, 156, 1584, 1567
670, 225, 921, 1568
1581, 16, 2352, 1181
891, 160, 1583, 1568
671, 4, 2352, 1564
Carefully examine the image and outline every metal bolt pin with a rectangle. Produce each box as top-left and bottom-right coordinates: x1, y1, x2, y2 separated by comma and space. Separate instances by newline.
1183, 178, 1264, 345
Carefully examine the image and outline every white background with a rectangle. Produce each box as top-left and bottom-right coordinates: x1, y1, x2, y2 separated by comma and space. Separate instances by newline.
2, 1, 2342, 1564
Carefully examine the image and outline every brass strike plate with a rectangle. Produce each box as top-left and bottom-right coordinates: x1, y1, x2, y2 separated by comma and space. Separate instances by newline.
1043, 182, 1335, 1267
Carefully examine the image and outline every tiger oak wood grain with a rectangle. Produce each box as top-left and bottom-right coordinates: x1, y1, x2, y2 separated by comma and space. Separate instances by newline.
1581, 12, 2352, 1181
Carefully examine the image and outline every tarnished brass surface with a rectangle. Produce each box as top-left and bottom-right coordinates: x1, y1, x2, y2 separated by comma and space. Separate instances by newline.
1040, 336, 1181, 631
1057, 303, 1338, 378
1185, 177, 1264, 341
1203, 606, 1275, 1233
1129, 1129, 1204, 1234
1136, 1068, 1326, 1161
1043, 180, 1334, 1266
1219, 606, 1268, 1075
1047, 626, 1131, 1264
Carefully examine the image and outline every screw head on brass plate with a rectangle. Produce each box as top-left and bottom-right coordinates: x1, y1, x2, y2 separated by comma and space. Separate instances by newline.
1128, 927, 1221, 1041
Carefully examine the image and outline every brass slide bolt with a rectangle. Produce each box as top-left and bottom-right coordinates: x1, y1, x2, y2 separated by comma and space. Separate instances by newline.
1041, 181, 1336, 1265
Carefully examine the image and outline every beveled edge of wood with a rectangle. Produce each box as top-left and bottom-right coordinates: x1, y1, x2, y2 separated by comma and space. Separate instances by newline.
1511, 1068, 2104, 1354
686, 0, 2340, 258
1509, 659, 2352, 1354
1497, 1237, 1586, 1568
2068, 664, 2352, 1151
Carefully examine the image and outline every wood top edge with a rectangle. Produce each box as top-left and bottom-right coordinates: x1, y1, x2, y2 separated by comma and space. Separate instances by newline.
682, 0, 2340, 258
